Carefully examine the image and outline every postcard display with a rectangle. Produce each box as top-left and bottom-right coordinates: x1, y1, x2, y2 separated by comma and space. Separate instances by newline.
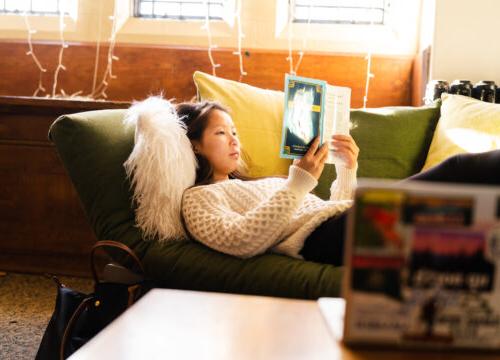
280, 74, 350, 165
343, 180, 500, 350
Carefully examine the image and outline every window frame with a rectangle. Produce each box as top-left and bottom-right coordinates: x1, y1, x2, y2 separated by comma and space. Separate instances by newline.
0, 0, 78, 32
0, 0, 70, 16
291, 0, 389, 26
119, 0, 234, 41
133, 0, 225, 21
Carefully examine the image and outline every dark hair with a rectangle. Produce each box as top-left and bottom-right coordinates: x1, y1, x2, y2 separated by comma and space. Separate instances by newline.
176, 101, 253, 186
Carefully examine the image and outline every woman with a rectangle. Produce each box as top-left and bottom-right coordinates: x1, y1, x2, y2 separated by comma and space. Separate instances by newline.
178, 101, 500, 265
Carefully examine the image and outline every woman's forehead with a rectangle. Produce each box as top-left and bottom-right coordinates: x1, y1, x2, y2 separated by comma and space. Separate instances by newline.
208, 110, 235, 128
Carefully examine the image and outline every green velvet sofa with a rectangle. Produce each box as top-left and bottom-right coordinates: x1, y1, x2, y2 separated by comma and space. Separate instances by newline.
49, 103, 440, 299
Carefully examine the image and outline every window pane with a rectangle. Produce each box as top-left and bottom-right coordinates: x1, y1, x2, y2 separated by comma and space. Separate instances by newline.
32, 0, 58, 13
209, 3, 222, 18
153, 2, 167, 17
294, 0, 386, 24
296, 0, 384, 7
5, 0, 29, 12
2, 0, 73, 14
140, 1, 153, 16
135, 0, 224, 19
181, 3, 205, 18
165, 2, 182, 17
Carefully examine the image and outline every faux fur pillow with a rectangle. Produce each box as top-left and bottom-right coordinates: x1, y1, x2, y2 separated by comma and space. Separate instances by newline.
124, 96, 197, 243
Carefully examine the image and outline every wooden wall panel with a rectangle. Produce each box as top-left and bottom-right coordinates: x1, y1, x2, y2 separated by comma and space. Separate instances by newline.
0, 96, 129, 276
0, 41, 414, 108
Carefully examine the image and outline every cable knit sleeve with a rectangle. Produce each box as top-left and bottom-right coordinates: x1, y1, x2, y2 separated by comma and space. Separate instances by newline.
329, 164, 358, 201
182, 165, 317, 258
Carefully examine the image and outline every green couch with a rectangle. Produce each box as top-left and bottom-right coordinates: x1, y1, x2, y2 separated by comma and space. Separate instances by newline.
49, 103, 440, 299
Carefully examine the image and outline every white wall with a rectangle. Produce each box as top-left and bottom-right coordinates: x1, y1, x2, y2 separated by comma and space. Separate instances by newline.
431, 0, 500, 83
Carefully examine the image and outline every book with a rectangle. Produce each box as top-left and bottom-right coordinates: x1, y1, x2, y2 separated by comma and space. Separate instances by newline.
339, 179, 500, 350
279, 74, 351, 165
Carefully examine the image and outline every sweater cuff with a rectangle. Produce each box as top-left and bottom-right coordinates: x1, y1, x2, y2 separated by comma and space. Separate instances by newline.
332, 164, 358, 190
285, 165, 318, 198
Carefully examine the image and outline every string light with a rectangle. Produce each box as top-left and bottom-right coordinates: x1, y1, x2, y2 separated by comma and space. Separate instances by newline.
286, 1, 295, 74
233, 0, 247, 81
52, 7, 68, 97
90, 2, 104, 95
91, 8, 120, 99
23, 13, 47, 97
363, 6, 376, 109
201, 0, 221, 76
293, 0, 312, 75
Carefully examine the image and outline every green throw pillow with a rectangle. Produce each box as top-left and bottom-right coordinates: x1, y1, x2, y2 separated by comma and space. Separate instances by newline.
314, 104, 441, 200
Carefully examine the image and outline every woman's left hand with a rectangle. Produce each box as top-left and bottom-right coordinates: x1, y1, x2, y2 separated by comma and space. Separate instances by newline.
330, 134, 359, 169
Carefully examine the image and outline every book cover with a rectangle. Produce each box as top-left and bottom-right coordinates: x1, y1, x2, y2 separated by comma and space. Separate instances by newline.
280, 74, 325, 159
279, 74, 351, 164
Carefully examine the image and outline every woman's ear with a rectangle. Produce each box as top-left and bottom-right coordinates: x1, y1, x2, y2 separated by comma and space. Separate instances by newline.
191, 140, 201, 154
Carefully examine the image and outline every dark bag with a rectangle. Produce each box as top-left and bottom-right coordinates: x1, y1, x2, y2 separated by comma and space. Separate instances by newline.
35, 240, 151, 360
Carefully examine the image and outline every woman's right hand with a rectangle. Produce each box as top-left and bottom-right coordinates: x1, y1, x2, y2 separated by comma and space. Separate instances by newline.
293, 136, 329, 180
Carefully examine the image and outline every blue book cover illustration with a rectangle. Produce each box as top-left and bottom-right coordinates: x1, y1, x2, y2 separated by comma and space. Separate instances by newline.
280, 75, 325, 158
280, 74, 351, 164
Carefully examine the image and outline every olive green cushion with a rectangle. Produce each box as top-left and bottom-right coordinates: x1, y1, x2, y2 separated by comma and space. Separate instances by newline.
49, 110, 342, 299
314, 104, 441, 200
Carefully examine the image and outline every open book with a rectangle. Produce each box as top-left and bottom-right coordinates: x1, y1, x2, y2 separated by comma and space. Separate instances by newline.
279, 74, 351, 165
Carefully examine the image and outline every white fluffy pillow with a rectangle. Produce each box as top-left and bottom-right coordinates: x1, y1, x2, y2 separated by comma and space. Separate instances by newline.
124, 96, 197, 243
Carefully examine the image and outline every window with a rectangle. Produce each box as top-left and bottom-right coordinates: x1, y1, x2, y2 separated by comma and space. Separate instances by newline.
134, 0, 224, 20
0, 0, 69, 15
292, 0, 389, 25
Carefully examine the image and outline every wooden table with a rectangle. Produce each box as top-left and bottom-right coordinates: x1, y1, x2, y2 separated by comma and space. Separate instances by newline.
68, 289, 500, 360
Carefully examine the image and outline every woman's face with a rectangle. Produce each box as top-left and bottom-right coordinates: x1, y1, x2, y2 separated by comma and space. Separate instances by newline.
194, 109, 241, 182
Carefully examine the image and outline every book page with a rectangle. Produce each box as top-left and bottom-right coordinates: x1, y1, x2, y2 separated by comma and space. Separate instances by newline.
324, 85, 351, 164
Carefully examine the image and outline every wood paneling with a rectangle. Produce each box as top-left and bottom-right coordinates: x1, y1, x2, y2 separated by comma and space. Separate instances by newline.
0, 41, 414, 108
0, 96, 130, 276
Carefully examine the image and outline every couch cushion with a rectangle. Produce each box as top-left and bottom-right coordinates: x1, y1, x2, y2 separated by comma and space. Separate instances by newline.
422, 94, 500, 171
143, 241, 343, 299
193, 71, 291, 177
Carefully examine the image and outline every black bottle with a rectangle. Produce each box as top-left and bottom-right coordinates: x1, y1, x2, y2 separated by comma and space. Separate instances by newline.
449, 80, 473, 97
424, 80, 449, 104
472, 81, 497, 103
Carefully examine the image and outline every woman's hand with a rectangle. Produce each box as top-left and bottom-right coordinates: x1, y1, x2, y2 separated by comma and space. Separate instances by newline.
293, 136, 329, 180
329, 134, 359, 169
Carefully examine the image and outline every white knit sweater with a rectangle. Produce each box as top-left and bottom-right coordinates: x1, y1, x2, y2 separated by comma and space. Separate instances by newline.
181, 165, 357, 259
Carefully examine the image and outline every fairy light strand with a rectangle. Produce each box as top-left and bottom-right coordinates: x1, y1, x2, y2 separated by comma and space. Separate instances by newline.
91, 8, 120, 100
286, 0, 295, 74
23, 13, 47, 97
293, 0, 313, 75
232, 0, 247, 81
91, 2, 103, 95
201, 0, 220, 76
52, 7, 68, 97
363, 6, 376, 109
